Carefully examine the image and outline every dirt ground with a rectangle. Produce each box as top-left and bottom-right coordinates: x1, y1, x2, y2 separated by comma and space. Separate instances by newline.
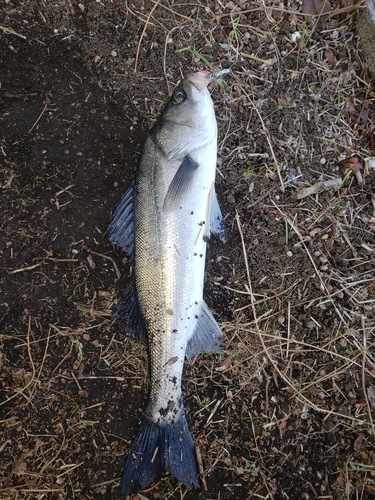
1, 1, 375, 499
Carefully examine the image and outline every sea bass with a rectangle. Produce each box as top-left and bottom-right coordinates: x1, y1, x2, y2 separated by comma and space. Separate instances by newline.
104, 70, 227, 495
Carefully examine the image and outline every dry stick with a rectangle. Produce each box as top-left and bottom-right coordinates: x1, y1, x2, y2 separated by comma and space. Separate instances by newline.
9, 262, 42, 274
218, 1, 366, 18
134, 0, 161, 73
163, 25, 184, 95
90, 250, 121, 280
39, 425, 67, 475
235, 212, 367, 425
362, 316, 375, 437
241, 52, 269, 64
150, 0, 197, 23
236, 79, 284, 192
0, 25, 27, 39
0, 318, 36, 407
27, 103, 47, 135
270, 200, 348, 328
195, 446, 208, 490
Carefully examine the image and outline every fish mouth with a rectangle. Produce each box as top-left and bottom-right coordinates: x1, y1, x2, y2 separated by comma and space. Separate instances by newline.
186, 69, 230, 92
185, 71, 211, 92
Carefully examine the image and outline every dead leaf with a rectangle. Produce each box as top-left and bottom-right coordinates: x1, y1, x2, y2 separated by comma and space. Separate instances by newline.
325, 51, 336, 64
216, 356, 232, 372
302, 0, 332, 29
342, 156, 363, 173
278, 420, 287, 430
354, 433, 365, 451
12, 451, 29, 476
348, 101, 369, 123
367, 385, 375, 408
336, 472, 345, 488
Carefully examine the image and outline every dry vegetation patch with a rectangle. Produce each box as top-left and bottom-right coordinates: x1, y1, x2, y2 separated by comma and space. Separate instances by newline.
1, 0, 374, 499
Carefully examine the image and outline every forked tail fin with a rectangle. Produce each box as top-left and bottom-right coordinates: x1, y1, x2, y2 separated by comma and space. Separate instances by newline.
121, 410, 200, 496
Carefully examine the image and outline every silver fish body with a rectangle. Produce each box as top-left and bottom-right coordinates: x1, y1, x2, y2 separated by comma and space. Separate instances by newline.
105, 70, 226, 495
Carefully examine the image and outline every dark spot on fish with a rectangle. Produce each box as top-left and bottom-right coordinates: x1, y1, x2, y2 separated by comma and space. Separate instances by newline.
203, 235, 209, 242
172, 329, 177, 333
194, 253, 197, 256
195, 301, 198, 305
159, 400, 175, 416
198, 221, 205, 226
200, 254, 203, 257
191, 211, 194, 215
172, 376, 177, 384
166, 356, 178, 366
195, 315, 198, 319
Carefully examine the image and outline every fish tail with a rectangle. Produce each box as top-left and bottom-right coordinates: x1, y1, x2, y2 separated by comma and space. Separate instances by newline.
121, 410, 200, 496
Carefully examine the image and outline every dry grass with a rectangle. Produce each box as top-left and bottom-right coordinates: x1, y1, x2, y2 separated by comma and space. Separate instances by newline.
1, 0, 375, 498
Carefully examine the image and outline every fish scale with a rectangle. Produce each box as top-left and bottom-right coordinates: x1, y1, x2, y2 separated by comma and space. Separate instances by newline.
104, 69, 227, 495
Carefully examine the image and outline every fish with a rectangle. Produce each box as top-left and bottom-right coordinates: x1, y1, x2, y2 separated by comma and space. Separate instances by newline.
104, 69, 227, 496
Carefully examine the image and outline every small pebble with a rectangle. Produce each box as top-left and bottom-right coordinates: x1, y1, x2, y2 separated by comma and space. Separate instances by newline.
286, 251, 293, 257
111, 50, 117, 57
320, 158, 327, 165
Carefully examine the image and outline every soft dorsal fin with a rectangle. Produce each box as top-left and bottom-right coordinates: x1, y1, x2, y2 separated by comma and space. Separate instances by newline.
103, 181, 134, 259
163, 155, 199, 212
185, 301, 223, 358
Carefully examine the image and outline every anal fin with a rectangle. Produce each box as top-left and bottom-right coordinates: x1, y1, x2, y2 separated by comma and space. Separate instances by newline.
185, 301, 223, 358
204, 184, 226, 243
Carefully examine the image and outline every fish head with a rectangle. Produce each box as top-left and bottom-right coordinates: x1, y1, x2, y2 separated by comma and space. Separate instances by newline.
151, 71, 217, 159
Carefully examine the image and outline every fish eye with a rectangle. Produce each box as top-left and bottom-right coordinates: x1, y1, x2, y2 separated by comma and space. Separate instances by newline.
172, 90, 186, 104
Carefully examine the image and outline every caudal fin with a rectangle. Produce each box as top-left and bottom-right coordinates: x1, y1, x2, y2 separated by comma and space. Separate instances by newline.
121, 411, 200, 496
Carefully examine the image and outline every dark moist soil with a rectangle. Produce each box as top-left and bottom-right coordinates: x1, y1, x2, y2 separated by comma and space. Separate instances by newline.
1, 2, 375, 500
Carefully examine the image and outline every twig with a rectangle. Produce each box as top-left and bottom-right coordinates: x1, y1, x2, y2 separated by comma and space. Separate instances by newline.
362, 317, 375, 437
9, 263, 42, 274
27, 104, 48, 135
90, 250, 121, 279
195, 446, 208, 490
134, 0, 161, 73
241, 52, 269, 64
0, 25, 27, 39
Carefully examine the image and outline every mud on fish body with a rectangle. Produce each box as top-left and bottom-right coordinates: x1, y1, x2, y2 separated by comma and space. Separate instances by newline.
105, 68, 228, 496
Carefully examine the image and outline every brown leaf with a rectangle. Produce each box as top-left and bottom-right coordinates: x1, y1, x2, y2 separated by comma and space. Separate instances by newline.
216, 356, 232, 372
336, 472, 345, 488
354, 433, 365, 451
367, 385, 375, 408
302, 0, 332, 29
342, 156, 363, 173
325, 51, 336, 64
278, 419, 287, 430
348, 101, 369, 123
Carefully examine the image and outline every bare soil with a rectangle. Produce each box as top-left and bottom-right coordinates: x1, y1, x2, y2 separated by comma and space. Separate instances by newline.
1, 1, 375, 499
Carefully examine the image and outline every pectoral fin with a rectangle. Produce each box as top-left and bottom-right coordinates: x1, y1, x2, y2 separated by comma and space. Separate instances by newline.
163, 155, 199, 211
